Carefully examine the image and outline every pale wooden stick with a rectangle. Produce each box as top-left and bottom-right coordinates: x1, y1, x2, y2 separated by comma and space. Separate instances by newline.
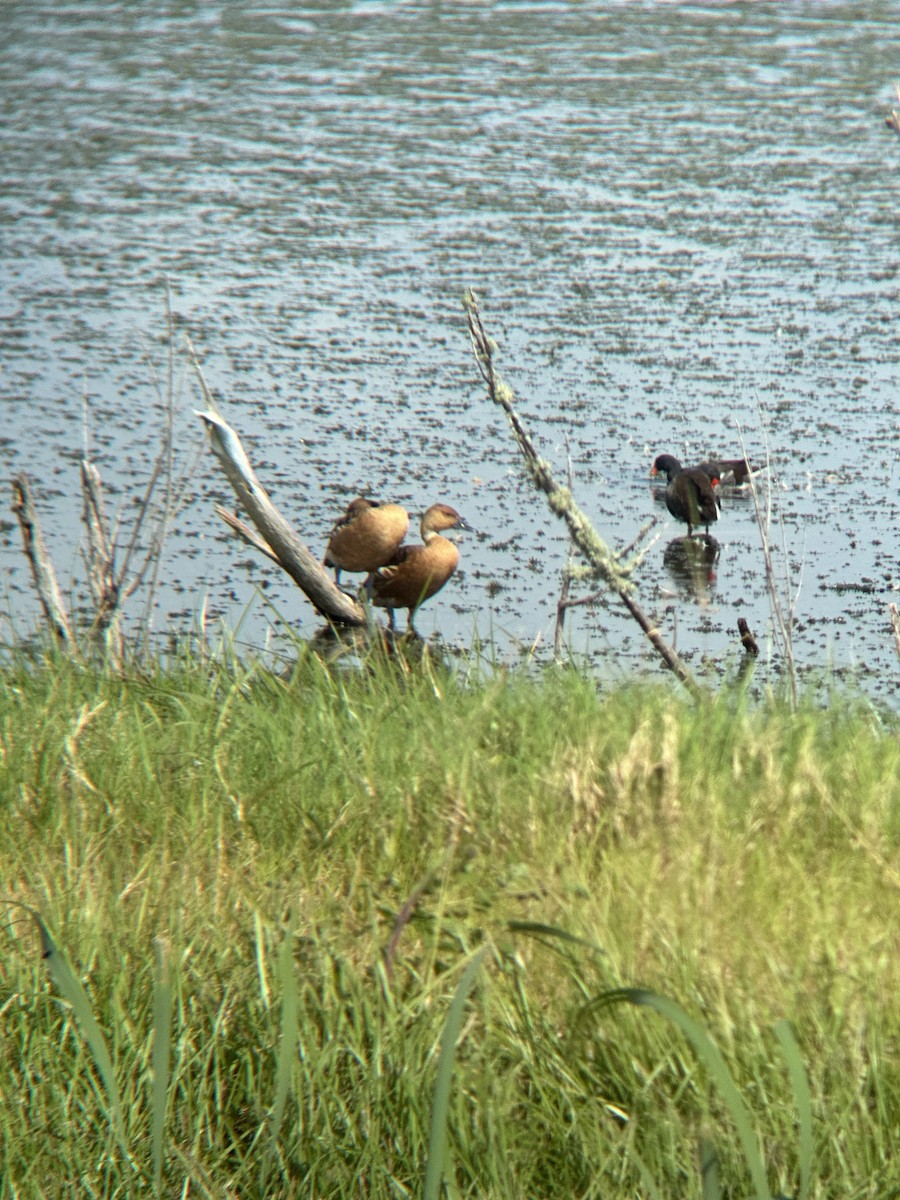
11, 474, 75, 645
214, 504, 281, 566
889, 604, 900, 663
196, 408, 367, 628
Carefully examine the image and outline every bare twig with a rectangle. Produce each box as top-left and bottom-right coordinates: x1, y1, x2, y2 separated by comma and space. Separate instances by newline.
75, 305, 198, 662
131, 293, 206, 645
737, 414, 799, 705
557, 588, 609, 614
464, 290, 700, 697
11, 475, 75, 646
81, 459, 115, 610
554, 435, 577, 657
214, 504, 282, 565
886, 83, 900, 137
13, 299, 202, 663
383, 869, 437, 983
889, 603, 900, 664
79, 459, 125, 664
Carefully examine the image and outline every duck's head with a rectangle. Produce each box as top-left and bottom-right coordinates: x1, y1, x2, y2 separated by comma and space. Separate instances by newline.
345, 496, 376, 516
421, 503, 474, 537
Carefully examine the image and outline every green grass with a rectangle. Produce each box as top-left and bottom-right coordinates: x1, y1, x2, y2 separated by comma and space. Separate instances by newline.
1, 642, 898, 1197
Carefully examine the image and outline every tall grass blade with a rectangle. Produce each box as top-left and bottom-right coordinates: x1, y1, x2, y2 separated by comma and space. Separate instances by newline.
423, 947, 487, 1200
270, 930, 300, 1142
628, 1146, 665, 1200
773, 1019, 813, 1200
26, 906, 128, 1155
699, 1134, 721, 1200
151, 937, 173, 1194
590, 988, 770, 1200
506, 919, 606, 956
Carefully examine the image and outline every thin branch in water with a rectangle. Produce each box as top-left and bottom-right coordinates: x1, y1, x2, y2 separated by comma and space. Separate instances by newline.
214, 504, 282, 566
886, 82, 900, 137
17, 300, 203, 663
464, 289, 700, 698
889, 603, 900, 664
736, 412, 798, 705
11, 475, 76, 647
554, 434, 577, 658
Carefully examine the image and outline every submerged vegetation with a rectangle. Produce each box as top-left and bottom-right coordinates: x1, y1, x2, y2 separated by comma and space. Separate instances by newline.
2, 643, 899, 1197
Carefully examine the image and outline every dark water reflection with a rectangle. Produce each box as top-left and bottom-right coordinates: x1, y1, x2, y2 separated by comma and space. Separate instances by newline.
663, 536, 720, 606
1, 2, 898, 702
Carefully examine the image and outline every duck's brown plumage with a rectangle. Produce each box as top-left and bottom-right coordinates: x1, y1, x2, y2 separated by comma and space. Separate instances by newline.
367, 502, 471, 631
650, 454, 720, 537
323, 497, 409, 583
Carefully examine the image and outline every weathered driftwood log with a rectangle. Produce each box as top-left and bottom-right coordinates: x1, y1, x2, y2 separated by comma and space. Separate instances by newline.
195, 408, 367, 628
11, 474, 75, 646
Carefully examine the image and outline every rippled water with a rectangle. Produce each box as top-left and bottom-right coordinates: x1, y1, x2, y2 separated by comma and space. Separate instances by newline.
1, 2, 898, 702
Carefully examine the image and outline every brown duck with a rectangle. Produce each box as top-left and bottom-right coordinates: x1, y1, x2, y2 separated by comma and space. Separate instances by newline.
323, 497, 409, 584
367, 502, 472, 632
650, 454, 721, 537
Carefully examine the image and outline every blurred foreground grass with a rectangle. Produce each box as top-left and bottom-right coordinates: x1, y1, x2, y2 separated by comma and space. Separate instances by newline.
1, 643, 898, 1197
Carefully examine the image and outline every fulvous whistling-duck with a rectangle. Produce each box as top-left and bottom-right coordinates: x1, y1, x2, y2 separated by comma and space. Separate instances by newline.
367, 502, 472, 632
323, 497, 409, 584
650, 454, 721, 537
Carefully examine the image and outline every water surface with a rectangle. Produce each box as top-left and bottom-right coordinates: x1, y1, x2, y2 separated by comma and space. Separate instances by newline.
1, 2, 898, 701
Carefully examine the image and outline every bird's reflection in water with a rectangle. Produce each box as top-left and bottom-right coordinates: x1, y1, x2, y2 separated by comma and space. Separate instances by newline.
663, 535, 720, 604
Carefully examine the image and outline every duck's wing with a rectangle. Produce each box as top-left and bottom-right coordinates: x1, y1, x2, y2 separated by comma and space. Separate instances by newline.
376, 542, 424, 577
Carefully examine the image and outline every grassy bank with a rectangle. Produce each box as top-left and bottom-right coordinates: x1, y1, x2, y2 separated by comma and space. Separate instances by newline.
1, 644, 898, 1198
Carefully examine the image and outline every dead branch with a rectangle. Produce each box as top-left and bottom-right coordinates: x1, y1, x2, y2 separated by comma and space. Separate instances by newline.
736, 415, 798, 706
553, 435, 577, 658
79, 459, 125, 664
889, 603, 900, 664
886, 83, 900, 137
13, 300, 202, 662
196, 407, 367, 628
464, 290, 700, 698
214, 504, 283, 566
11, 475, 75, 646
80, 461, 117, 609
